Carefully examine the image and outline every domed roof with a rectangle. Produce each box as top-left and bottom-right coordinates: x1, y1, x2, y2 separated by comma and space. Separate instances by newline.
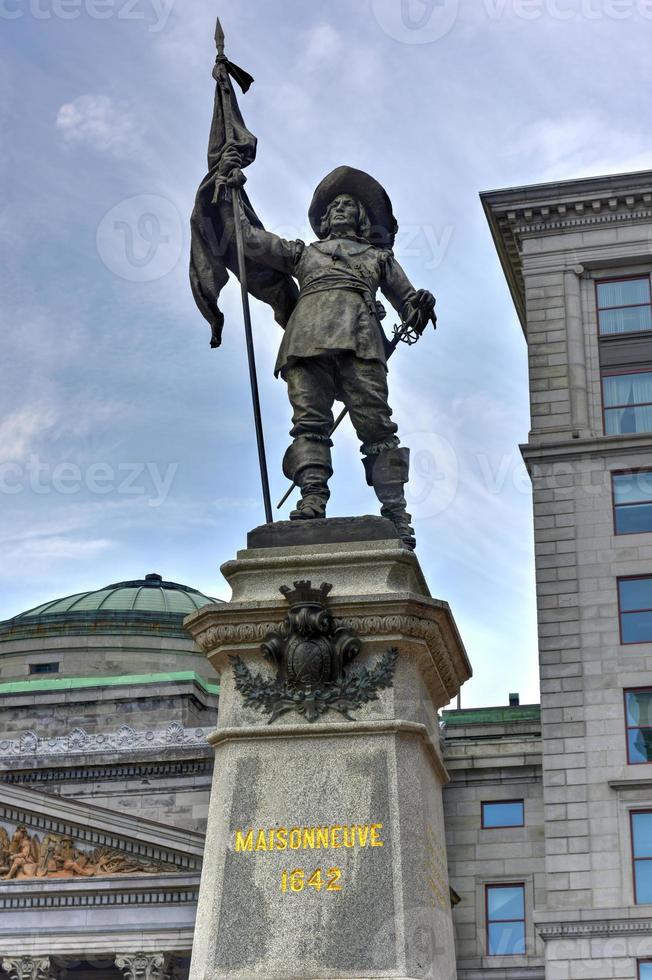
2, 574, 219, 640
15, 574, 215, 619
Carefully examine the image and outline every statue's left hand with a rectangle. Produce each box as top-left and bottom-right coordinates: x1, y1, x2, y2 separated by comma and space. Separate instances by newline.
414, 289, 437, 331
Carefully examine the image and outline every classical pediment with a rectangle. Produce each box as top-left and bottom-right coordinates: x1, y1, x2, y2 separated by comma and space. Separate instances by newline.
0, 784, 204, 883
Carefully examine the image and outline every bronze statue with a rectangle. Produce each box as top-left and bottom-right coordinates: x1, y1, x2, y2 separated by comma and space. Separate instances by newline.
190, 20, 436, 549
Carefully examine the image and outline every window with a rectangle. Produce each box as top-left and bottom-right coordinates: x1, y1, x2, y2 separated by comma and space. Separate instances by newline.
597, 277, 652, 336
603, 371, 652, 435
619, 578, 652, 644
640, 962, 652, 979
482, 801, 524, 828
632, 811, 652, 903
28, 662, 59, 675
486, 884, 525, 955
613, 471, 652, 534
625, 689, 652, 763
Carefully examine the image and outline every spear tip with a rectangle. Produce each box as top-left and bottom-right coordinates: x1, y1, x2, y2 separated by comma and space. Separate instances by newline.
214, 15, 225, 55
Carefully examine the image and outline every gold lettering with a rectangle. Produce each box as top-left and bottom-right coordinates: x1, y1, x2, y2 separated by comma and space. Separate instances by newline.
255, 830, 268, 852
316, 826, 329, 849
342, 826, 355, 848
302, 828, 315, 849
357, 825, 370, 847
370, 823, 384, 847
330, 826, 342, 848
235, 829, 253, 852
276, 827, 288, 851
289, 828, 302, 850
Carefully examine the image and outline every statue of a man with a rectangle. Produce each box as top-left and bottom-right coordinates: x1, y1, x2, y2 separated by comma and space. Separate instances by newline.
218, 150, 435, 548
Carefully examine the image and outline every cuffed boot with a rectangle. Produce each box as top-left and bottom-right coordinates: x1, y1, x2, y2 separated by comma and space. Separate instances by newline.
283, 437, 333, 521
289, 465, 331, 520
364, 447, 416, 550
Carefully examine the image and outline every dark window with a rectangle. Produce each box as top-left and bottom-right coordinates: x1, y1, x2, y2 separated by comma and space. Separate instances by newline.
625, 689, 652, 763
613, 471, 652, 534
603, 371, 652, 435
619, 578, 652, 644
632, 811, 652, 903
486, 884, 525, 956
482, 801, 525, 828
28, 662, 59, 675
640, 962, 652, 979
597, 277, 652, 337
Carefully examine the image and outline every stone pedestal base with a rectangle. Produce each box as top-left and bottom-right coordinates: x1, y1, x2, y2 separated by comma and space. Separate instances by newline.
185, 525, 471, 980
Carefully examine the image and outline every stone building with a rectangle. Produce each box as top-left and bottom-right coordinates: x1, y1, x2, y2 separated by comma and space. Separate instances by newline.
0, 574, 219, 980
4, 168, 652, 979
443, 168, 652, 979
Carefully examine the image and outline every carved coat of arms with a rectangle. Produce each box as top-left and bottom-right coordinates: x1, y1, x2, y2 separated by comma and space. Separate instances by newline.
230, 581, 397, 723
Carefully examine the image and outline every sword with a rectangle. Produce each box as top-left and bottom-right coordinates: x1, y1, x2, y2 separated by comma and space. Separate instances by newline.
275, 305, 436, 511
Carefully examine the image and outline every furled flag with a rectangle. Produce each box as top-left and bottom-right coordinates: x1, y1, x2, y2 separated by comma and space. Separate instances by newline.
189, 57, 299, 348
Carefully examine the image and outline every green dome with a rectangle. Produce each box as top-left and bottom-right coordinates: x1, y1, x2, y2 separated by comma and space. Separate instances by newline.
2, 574, 219, 641
16, 574, 215, 618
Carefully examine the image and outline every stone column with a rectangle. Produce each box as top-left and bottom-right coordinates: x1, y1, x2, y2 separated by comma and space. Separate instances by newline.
185, 520, 472, 980
2, 959, 64, 980
114, 955, 173, 980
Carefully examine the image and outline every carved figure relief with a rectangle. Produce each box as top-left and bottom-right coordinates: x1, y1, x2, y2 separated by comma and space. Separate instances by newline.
0, 824, 175, 880
230, 580, 398, 722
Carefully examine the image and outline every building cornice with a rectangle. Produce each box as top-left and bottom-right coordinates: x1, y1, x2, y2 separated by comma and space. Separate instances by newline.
481, 169, 652, 333
537, 916, 652, 940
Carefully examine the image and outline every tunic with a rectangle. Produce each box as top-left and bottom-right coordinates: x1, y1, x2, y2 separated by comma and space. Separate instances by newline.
240, 220, 417, 376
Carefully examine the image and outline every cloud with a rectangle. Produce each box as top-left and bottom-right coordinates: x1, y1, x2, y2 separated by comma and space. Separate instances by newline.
55, 95, 138, 157
0, 406, 58, 461
0, 536, 112, 562
511, 113, 652, 183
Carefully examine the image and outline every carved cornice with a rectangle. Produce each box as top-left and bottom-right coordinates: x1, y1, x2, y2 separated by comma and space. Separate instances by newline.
2, 758, 213, 786
0, 724, 211, 763
0, 879, 199, 910
537, 917, 652, 939
194, 620, 284, 653
190, 592, 471, 714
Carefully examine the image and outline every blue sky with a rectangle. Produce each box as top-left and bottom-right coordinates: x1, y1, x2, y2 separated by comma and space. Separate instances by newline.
2, 0, 651, 707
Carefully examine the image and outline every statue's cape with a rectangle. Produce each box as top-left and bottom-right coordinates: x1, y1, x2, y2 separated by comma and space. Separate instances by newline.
189, 59, 299, 349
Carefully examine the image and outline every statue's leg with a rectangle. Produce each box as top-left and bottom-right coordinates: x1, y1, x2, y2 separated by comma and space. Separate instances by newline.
337, 355, 416, 550
283, 357, 335, 521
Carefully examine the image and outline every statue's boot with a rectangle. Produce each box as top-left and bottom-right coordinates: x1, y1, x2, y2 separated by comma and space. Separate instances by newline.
283, 437, 333, 521
364, 447, 416, 550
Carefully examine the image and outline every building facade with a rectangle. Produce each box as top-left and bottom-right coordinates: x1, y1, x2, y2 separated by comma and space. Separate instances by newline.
0, 575, 220, 980
474, 170, 652, 978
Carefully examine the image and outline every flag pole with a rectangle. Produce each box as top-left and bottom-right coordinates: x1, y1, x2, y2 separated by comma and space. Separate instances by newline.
214, 17, 273, 524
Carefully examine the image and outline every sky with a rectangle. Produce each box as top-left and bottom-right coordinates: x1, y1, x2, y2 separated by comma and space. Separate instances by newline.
2, 0, 652, 708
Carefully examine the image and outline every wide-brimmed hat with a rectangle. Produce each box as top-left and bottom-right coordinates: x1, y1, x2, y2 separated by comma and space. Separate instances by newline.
309, 166, 398, 249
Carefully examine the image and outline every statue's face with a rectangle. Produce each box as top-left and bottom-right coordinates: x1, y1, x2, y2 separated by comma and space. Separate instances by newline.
327, 194, 360, 236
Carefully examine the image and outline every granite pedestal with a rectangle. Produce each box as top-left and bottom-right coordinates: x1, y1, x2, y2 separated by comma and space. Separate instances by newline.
185, 519, 471, 980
